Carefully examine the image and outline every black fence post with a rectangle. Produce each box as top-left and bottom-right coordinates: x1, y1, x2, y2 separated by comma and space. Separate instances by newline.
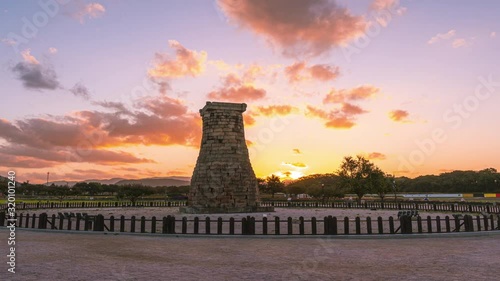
92, 215, 103, 231
31, 214, 37, 228
377, 217, 383, 234
445, 216, 451, 232
355, 217, 361, 235
366, 217, 372, 234
241, 217, 247, 235
311, 217, 317, 235
287, 217, 293, 235
299, 217, 305, 235
426, 216, 432, 233
162, 217, 168, 234
120, 216, 125, 232
332, 217, 337, 235
37, 213, 47, 229
0, 212, 5, 227
206, 217, 211, 234
130, 216, 136, 233
109, 216, 115, 232
59, 215, 65, 230
274, 217, 280, 235
344, 217, 349, 235
194, 217, 199, 234
389, 216, 395, 234
182, 217, 188, 234
230, 217, 235, 235
140, 216, 146, 233
218, 217, 223, 235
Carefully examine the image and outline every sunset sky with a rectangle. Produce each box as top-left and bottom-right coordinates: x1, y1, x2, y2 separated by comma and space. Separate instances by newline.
1, 0, 499, 183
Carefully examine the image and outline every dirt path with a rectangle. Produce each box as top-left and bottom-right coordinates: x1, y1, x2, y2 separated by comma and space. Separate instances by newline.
2, 229, 500, 281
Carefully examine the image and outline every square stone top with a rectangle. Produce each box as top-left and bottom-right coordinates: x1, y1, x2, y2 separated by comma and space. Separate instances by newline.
200, 101, 247, 114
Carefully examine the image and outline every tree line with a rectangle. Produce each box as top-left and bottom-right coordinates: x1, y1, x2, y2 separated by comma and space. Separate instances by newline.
396, 168, 500, 193
259, 156, 500, 202
0, 180, 189, 203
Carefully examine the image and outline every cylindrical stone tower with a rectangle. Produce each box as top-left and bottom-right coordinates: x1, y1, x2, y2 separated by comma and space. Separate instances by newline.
181, 101, 273, 213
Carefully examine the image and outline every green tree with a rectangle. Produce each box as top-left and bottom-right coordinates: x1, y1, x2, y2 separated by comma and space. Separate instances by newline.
263, 175, 285, 198
287, 185, 306, 196
117, 184, 154, 203
338, 155, 383, 203
48, 185, 76, 202
372, 172, 393, 202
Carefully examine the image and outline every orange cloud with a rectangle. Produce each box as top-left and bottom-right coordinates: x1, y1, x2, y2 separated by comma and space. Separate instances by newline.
218, 0, 366, 57
284, 61, 339, 83
0, 94, 202, 169
255, 105, 298, 116
21, 49, 39, 64
311, 85, 376, 128
243, 114, 256, 126
367, 152, 387, 160
292, 148, 302, 155
323, 85, 379, 104
306, 104, 367, 129
389, 109, 410, 122
148, 40, 207, 78
246, 140, 254, 147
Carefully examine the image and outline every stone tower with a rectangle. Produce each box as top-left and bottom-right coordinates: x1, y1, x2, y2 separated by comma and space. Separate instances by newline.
181, 101, 273, 213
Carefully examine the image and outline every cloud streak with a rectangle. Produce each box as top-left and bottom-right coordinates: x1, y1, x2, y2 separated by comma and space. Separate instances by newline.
428, 29, 456, 45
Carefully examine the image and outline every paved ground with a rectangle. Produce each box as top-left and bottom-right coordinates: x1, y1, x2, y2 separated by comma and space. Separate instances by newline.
1, 229, 500, 281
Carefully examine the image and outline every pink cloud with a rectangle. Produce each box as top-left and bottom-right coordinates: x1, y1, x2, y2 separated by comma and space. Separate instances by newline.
148, 40, 207, 79
218, 0, 366, 57
285, 61, 339, 83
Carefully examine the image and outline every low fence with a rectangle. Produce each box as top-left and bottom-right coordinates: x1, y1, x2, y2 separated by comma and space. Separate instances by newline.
262, 201, 500, 213
1, 212, 499, 236
1, 200, 499, 214
0, 201, 187, 210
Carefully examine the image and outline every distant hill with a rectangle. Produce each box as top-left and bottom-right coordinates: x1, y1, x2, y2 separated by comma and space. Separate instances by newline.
48, 177, 190, 187
115, 177, 190, 187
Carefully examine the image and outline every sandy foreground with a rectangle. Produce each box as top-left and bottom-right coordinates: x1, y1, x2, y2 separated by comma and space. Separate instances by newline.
2, 227, 500, 281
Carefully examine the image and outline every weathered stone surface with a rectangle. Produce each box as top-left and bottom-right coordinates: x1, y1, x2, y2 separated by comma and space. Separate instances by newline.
180, 101, 273, 214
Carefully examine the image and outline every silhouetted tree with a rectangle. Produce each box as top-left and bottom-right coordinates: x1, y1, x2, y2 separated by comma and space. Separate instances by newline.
262, 175, 285, 198
117, 184, 154, 203
338, 155, 384, 203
